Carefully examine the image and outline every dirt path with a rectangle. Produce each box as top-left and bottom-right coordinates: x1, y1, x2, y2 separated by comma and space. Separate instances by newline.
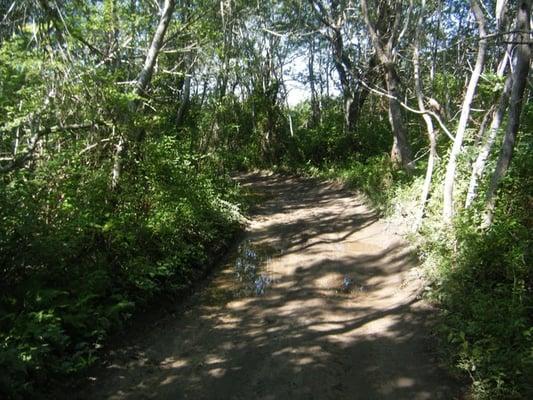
78, 172, 462, 400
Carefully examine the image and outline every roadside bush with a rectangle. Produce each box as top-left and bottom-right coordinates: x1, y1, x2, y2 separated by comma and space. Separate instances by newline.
430, 215, 532, 399
294, 123, 532, 399
0, 136, 243, 399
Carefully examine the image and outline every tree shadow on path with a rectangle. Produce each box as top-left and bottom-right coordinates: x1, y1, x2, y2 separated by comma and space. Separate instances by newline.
75, 172, 465, 400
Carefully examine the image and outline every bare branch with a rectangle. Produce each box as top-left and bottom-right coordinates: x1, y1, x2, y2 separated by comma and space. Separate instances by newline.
359, 79, 455, 141
0, 122, 107, 173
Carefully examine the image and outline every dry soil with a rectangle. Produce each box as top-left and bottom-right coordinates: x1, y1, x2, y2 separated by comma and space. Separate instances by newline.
77, 172, 463, 400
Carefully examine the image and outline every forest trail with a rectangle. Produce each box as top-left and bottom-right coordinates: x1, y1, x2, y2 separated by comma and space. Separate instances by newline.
79, 172, 462, 400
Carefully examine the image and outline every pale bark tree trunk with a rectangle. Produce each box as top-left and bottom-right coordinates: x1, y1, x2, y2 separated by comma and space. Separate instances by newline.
111, 0, 176, 189
430, 1, 442, 85
484, 0, 531, 225
465, 74, 512, 208
497, 43, 514, 76
465, 10, 514, 208
280, 73, 294, 137
413, 0, 437, 231
110, 126, 122, 188
442, 0, 487, 222
135, 0, 176, 96
474, 105, 496, 145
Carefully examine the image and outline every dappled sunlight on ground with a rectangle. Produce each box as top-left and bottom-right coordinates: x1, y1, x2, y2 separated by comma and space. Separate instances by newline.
75, 172, 463, 400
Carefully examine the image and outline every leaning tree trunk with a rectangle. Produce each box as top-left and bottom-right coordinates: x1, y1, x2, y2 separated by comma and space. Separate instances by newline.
483, 0, 531, 225
442, 0, 487, 222
465, 74, 512, 208
111, 0, 176, 189
465, 24, 515, 208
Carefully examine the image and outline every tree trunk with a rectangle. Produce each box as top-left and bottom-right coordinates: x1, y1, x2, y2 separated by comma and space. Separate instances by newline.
360, 0, 412, 170
442, 0, 487, 222
176, 74, 191, 128
135, 0, 175, 95
484, 0, 531, 225
308, 39, 321, 126
413, 0, 437, 231
110, 127, 123, 189
465, 11, 514, 208
385, 65, 412, 168
465, 74, 512, 208
329, 28, 355, 135
111, 0, 176, 189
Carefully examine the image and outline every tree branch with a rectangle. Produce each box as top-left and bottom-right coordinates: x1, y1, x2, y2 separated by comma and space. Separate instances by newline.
0, 122, 106, 173
358, 79, 455, 141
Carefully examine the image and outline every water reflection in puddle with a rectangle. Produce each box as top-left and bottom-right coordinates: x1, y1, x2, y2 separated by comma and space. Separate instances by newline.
234, 241, 276, 296
338, 275, 367, 294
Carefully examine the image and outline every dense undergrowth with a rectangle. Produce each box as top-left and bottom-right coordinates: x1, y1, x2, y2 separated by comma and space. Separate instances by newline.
0, 137, 244, 399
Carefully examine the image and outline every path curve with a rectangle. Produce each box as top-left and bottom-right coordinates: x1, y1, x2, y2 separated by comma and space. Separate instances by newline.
78, 172, 462, 400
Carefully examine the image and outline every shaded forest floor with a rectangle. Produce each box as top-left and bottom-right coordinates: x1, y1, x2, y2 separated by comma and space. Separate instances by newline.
72, 172, 464, 399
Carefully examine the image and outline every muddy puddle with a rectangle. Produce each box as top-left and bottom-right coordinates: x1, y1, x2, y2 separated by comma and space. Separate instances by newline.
232, 240, 278, 297
77, 173, 463, 400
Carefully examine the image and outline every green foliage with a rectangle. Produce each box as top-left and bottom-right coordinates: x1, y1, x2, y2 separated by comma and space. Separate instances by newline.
288, 98, 350, 164
0, 134, 242, 399
417, 131, 532, 399
290, 120, 532, 400
300, 154, 399, 212
433, 216, 532, 399
1, 1, 531, 399
0, 36, 46, 139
